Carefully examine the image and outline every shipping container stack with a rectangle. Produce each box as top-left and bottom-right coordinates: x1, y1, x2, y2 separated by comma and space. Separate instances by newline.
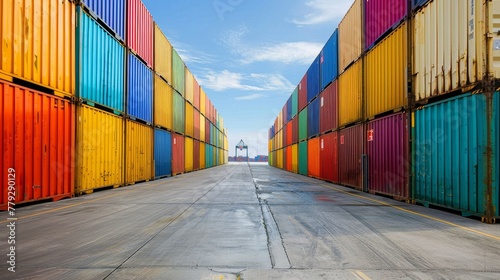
269, 0, 499, 223
1, 0, 228, 210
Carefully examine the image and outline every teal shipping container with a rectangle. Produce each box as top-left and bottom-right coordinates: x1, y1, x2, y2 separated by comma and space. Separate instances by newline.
76, 7, 125, 112
292, 87, 298, 118
299, 108, 308, 141
173, 92, 185, 134
206, 144, 214, 168
413, 92, 499, 222
299, 141, 308, 176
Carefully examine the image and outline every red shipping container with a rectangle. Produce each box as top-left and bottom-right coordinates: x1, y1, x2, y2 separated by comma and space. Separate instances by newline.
205, 119, 210, 143
286, 121, 293, 146
127, 0, 153, 67
320, 132, 338, 183
286, 146, 293, 172
172, 134, 185, 175
365, 0, 407, 50
339, 124, 363, 190
292, 117, 298, 144
320, 81, 338, 134
194, 140, 200, 170
1, 81, 75, 210
307, 138, 320, 178
194, 110, 200, 140
298, 74, 308, 111
193, 80, 200, 110
366, 112, 408, 199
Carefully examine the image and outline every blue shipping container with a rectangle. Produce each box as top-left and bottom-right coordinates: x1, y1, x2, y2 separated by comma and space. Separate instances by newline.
128, 53, 153, 123
307, 55, 321, 104
412, 0, 430, 10
307, 97, 320, 138
80, 0, 125, 42
413, 92, 499, 220
286, 96, 293, 123
321, 29, 339, 90
76, 8, 125, 112
154, 129, 172, 178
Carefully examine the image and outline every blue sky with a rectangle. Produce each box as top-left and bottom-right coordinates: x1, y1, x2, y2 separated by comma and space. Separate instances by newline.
142, 0, 354, 157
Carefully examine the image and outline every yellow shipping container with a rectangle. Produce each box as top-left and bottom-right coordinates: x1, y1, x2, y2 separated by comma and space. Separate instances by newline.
185, 137, 194, 172
76, 105, 124, 194
277, 149, 283, 169
154, 24, 172, 83
125, 120, 153, 184
185, 67, 194, 104
0, 0, 75, 95
224, 150, 228, 164
200, 142, 206, 169
218, 148, 224, 166
365, 23, 407, 118
185, 101, 194, 137
200, 88, 206, 116
338, 0, 362, 73
268, 140, 273, 153
339, 59, 362, 127
154, 75, 173, 130
200, 114, 206, 142
291, 144, 298, 173
413, 0, 500, 101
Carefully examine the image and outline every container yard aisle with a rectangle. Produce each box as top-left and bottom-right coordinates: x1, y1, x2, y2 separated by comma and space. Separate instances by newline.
1, 163, 500, 280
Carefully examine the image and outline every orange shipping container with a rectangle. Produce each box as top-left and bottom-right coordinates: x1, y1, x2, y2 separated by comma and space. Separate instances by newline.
1, 81, 74, 209
0, 0, 76, 95
307, 138, 320, 178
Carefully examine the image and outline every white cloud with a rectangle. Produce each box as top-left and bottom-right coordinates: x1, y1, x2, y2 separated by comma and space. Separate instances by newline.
235, 93, 265, 101
293, 0, 354, 26
169, 40, 217, 65
197, 70, 295, 92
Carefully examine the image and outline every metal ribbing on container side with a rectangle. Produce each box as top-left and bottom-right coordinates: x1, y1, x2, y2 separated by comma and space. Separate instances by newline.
127, 52, 153, 123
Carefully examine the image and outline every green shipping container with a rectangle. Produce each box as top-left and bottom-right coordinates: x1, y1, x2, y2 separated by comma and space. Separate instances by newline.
292, 87, 298, 117
299, 141, 308, 176
205, 144, 213, 168
173, 92, 185, 134
413, 92, 499, 222
299, 108, 308, 141
172, 48, 185, 96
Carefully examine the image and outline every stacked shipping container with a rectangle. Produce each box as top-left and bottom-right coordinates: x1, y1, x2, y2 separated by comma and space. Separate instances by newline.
269, 0, 499, 222
0, 0, 228, 210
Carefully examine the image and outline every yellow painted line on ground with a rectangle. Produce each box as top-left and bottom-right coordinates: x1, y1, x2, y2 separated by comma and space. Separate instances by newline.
318, 182, 500, 242
350, 270, 371, 280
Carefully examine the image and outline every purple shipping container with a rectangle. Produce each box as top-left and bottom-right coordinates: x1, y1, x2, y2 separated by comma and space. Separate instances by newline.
366, 112, 409, 200
128, 52, 153, 123
79, 0, 126, 42
339, 124, 363, 190
364, 0, 407, 50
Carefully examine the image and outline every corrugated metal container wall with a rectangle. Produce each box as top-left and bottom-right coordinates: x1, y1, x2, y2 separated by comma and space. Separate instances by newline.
307, 55, 321, 103
76, 105, 123, 194
154, 129, 172, 178
200, 142, 206, 169
172, 134, 185, 174
321, 29, 339, 90
194, 109, 200, 140
205, 119, 211, 144
194, 80, 200, 110
367, 113, 408, 199
320, 132, 338, 183
154, 75, 173, 130
125, 120, 153, 184
219, 148, 224, 167
172, 48, 185, 96
200, 115, 206, 142
339, 124, 363, 189
298, 74, 308, 111
299, 109, 308, 141
308, 138, 321, 178
153, 24, 172, 83
285, 147, 291, 171
127, 0, 153, 67
0, 0, 75, 95
292, 117, 298, 144
413, 92, 499, 219
412, 0, 500, 102
269, 151, 275, 167
292, 87, 299, 117
76, 8, 124, 111
339, 59, 362, 127
339, 0, 362, 73
206, 144, 213, 168
185, 137, 194, 172
286, 97, 293, 123
282, 125, 287, 148
185, 68, 194, 104
80, 0, 125, 41
364, 0, 407, 50
320, 81, 338, 134
173, 92, 185, 134
307, 97, 320, 138
277, 149, 284, 169
286, 122, 293, 146
194, 140, 200, 170
365, 23, 407, 118
128, 53, 153, 123
200, 88, 206, 116
185, 102, 194, 137
291, 144, 298, 173
298, 141, 308, 176
412, 0, 430, 10
0, 82, 74, 208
